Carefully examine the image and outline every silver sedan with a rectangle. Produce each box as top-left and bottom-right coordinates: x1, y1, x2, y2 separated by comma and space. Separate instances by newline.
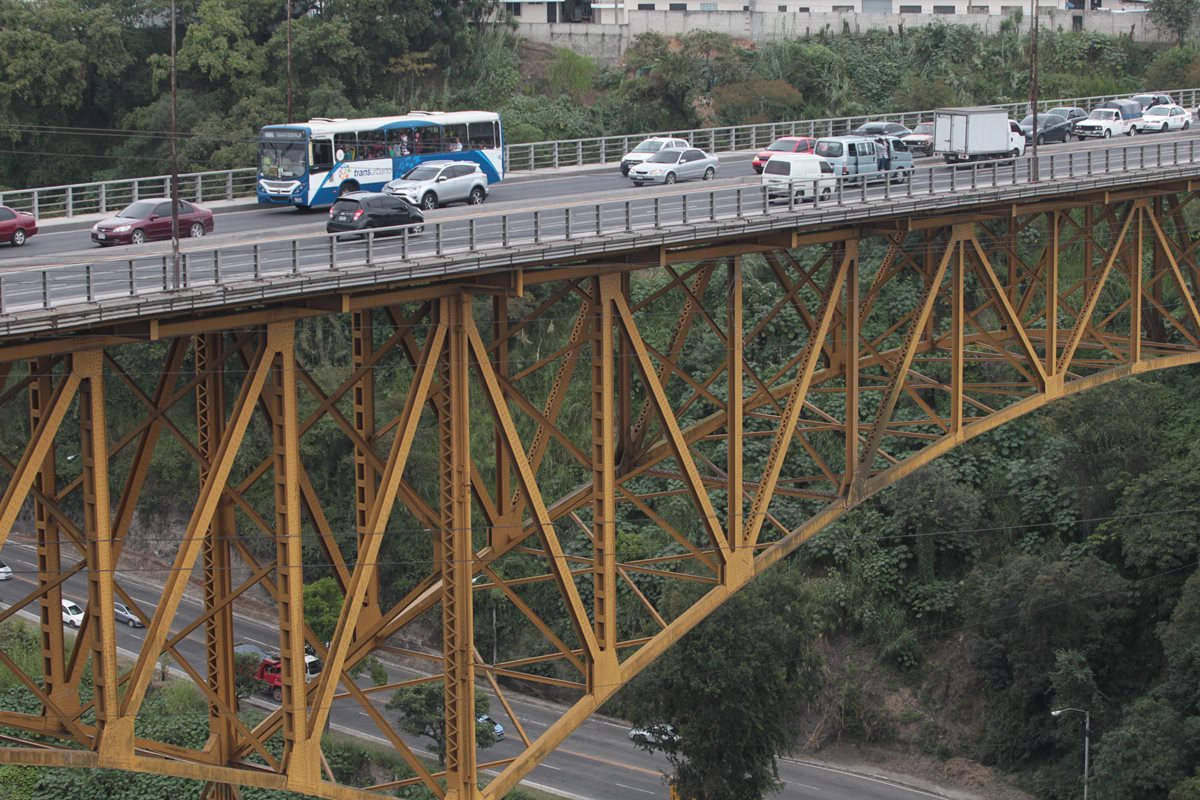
628, 148, 719, 186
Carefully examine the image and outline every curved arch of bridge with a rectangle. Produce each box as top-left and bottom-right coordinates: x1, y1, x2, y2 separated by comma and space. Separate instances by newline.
0, 189, 1198, 800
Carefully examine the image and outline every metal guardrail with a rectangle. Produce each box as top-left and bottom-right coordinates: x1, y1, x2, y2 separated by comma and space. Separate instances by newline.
2, 136, 1198, 331
3, 86, 1200, 221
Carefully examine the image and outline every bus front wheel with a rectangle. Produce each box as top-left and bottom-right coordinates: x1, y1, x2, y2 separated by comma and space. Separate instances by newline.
338, 183, 358, 197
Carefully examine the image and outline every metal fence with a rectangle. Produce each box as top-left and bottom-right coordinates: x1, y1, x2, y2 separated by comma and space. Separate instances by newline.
3, 136, 1198, 329
4, 86, 1200, 222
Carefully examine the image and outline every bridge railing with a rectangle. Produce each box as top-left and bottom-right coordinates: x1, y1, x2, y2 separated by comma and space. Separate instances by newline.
0, 169, 257, 224
3, 86, 1200, 222
3, 135, 1198, 325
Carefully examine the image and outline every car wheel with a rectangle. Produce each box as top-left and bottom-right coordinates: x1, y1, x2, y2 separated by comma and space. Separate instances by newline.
1103, 129, 1111, 139
420, 192, 437, 211
820, 187, 831, 200
467, 186, 485, 205
703, 167, 715, 180
664, 172, 677, 185
1009, 148, 1020, 160
188, 222, 205, 238
11, 228, 25, 247
1129, 126, 1138, 136
272, 687, 282, 702
1036, 134, 1045, 145
127, 618, 137, 627
410, 224, 424, 235
130, 229, 146, 245
1186, 121, 1192, 130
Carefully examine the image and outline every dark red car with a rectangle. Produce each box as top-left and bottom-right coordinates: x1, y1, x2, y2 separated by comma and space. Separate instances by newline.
752, 136, 817, 174
91, 198, 214, 246
0, 205, 38, 247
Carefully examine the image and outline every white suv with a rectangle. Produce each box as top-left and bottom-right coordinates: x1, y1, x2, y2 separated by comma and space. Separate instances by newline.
620, 137, 690, 176
383, 161, 489, 210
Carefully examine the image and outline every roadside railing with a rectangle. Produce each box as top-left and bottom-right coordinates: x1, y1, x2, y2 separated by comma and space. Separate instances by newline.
4, 86, 1200, 222
2, 136, 1198, 327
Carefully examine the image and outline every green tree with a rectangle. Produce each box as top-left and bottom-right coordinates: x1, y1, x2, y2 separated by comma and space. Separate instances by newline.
1149, 0, 1200, 47
621, 568, 825, 800
385, 681, 497, 765
303, 576, 343, 644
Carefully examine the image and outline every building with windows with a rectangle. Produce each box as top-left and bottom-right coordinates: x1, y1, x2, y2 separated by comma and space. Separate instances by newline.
506, 0, 1151, 23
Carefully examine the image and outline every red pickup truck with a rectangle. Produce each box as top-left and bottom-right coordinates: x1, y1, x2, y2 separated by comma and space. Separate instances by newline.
255, 654, 323, 702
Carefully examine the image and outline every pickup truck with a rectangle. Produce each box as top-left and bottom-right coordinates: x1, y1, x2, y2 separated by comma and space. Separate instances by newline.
255, 654, 323, 701
1073, 100, 1143, 139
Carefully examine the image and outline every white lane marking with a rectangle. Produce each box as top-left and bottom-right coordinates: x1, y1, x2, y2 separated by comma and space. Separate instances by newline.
536, 763, 561, 771
787, 781, 820, 791
783, 758, 950, 798
613, 783, 654, 795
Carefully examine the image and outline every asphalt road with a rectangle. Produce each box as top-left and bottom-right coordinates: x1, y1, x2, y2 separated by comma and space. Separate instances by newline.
2, 127, 1198, 270
0, 537, 950, 799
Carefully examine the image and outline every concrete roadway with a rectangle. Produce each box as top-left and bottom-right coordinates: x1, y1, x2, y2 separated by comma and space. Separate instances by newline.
0, 538, 951, 799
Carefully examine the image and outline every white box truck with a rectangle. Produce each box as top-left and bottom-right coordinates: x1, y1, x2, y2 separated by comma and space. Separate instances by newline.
934, 106, 1026, 163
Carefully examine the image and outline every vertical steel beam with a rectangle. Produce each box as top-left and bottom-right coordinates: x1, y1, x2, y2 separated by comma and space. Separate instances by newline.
77, 351, 121, 754
197, 333, 241, 800
1131, 203, 1143, 363
268, 325, 319, 786
1046, 212, 1059, 379
352, 310, 381, 629
951, 238, 964, 434
726, 258, 746, 573
591, 275, 617, 660
440, 293, 480, 800
29, 358, 73, 716
841, 242, 860, 500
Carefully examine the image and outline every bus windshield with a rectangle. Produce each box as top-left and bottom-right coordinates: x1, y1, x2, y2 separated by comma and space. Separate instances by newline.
259, 141, 307, 179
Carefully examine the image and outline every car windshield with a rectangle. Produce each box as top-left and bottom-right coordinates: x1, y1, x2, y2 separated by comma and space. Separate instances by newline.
1147, 105, 1171, 115
767, 139, 798, 152
913, 123, 934, 135
647, 151, 682, 164
814, 141, 843, 157
118, 201, 158, 219
633, 140, 665, 153
1045, 108, 1071, 117
402, 165, 442, 181
65, 603, 82, 614
330, 199, 362, 214
1088, 109, 1118, 120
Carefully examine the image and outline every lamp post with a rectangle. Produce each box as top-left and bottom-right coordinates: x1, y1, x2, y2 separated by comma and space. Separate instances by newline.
1052, 707, 1090, 800
169, 0, 181, 289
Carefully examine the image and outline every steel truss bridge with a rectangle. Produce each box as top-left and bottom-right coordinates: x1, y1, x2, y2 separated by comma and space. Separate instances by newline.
2, 164, 1200, 800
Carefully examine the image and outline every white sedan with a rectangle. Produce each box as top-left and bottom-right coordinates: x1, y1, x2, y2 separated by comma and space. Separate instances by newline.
1142, 104, 1192, 132
628, 148, 719, 186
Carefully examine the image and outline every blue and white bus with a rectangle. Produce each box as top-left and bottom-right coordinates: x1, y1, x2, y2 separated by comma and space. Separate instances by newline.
256, 110, 504, 209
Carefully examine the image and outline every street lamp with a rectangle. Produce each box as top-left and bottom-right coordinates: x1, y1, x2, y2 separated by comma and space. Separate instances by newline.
1028, 0, 1040, 182
1052, 707, 1090, 800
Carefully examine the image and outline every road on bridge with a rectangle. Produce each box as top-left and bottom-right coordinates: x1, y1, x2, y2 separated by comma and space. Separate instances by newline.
0, 537, 952, 800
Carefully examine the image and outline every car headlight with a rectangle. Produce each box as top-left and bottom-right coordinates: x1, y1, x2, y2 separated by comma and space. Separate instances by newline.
649, 168, 662, 175
114, 225, 132, 233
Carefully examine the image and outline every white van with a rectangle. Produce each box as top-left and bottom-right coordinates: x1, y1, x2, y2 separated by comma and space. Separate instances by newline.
762, 153, 837, 202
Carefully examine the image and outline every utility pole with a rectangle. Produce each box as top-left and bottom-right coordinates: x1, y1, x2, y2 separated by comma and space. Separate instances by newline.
1028, 0, 1040, 182
286, 0, 293, 122
170, 0, 181, 288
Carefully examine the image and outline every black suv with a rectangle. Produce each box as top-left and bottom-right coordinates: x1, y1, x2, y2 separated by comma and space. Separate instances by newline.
327, 192, 423, 237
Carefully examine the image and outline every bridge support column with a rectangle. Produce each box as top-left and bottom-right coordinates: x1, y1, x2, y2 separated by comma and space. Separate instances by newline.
77, 350, 125, 759
591, 275, 618, 662
29, 358, 75, 720
440, 293, 482, 800
269, 323, 321, 789
352, 311, 381, 632
197, 333, 242, 800
725, 258, 750, 580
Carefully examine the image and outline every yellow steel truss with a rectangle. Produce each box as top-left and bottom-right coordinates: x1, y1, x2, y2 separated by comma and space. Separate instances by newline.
0, 188, 1199, 798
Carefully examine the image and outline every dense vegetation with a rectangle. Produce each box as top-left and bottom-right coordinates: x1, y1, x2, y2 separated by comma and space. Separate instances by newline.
6, 0, 1200, 191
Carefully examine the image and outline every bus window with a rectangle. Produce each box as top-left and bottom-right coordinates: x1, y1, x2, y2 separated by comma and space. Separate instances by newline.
386, 128, 411, 156
418, 126, 444, 154
445, 125, 467, 151
468, 121, 497, 149
359, 129, 386, 159
311, 139, 333, 173
334, 132, 357, 161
